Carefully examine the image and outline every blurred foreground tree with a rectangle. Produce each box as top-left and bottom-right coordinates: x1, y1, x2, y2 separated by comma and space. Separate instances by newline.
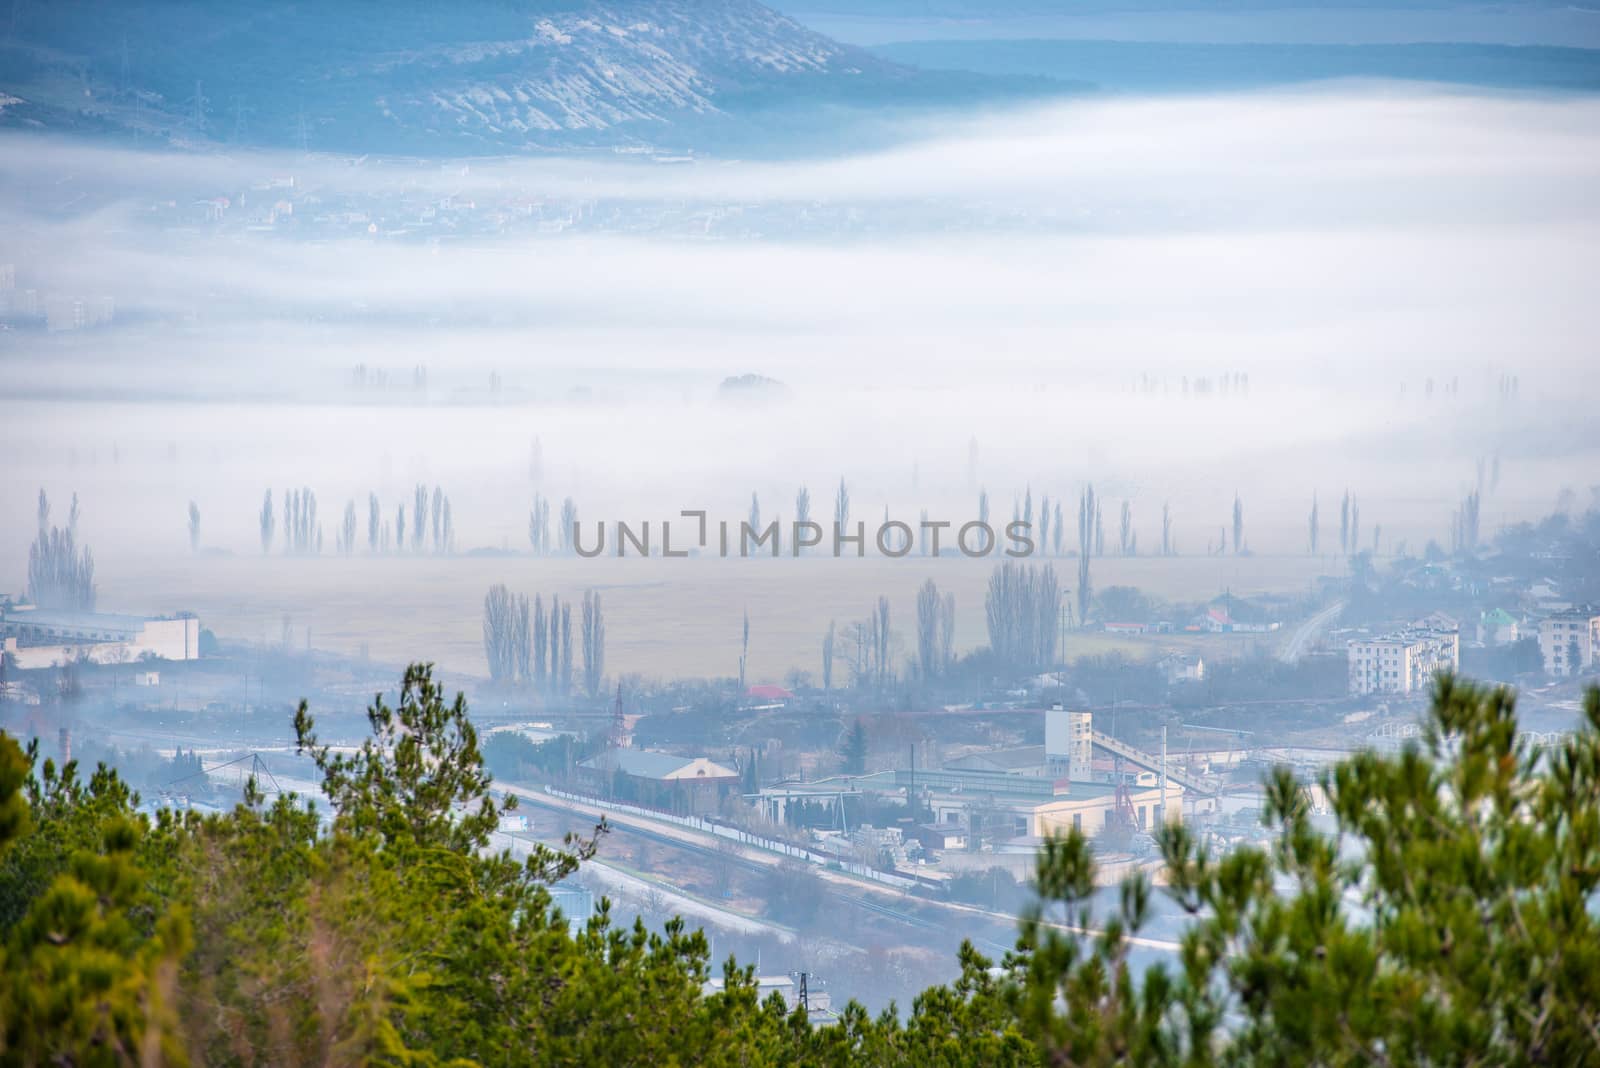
2, 673, 1597, 1065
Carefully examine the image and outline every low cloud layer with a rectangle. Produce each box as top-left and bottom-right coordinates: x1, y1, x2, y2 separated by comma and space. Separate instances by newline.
2, 87, 1598, 576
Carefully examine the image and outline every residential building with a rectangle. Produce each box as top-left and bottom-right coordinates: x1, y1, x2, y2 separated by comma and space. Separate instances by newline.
1347, 621, 1460, 696
1158, 652, 1206, 684
1539, 609, 1600, 677
578, 748, 740, 815
1477, 608, 1520, 646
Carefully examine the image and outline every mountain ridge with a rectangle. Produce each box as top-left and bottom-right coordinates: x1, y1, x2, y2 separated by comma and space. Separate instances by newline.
0, 0, 1048, 154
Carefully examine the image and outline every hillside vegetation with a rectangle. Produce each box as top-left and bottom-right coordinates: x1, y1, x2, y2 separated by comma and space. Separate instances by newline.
2, 667, 1598, 1064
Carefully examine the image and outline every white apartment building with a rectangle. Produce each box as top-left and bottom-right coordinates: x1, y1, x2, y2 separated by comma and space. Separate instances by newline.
1348, 623, 1460, 697
1539, 609, 1600, 677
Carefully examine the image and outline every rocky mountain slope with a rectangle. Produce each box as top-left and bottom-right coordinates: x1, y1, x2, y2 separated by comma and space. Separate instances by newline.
0, 0, 1026, 154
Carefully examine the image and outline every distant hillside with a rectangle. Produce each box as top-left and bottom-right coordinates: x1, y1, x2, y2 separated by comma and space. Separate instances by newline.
0, 0, 1056, 154
873, 39, 1600, 93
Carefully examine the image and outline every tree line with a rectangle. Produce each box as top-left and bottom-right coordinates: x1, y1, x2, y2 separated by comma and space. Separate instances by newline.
483, 584, 605, 698
256, 484, 456, 556
26, 490, 95, 612
2, 671, 1593, 1064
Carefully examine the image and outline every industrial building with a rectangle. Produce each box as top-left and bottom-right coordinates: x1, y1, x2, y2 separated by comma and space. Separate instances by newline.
0, 606, 201, 670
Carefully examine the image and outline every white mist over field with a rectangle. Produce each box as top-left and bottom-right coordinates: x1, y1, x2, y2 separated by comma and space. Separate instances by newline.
3, 88, 1598, 672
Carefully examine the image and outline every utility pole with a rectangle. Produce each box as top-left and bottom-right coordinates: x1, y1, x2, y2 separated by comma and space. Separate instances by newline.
1160, 724, 1168, 825
798, 972, 809, 1014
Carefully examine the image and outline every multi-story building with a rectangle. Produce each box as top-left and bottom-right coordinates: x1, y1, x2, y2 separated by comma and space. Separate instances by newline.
1539, 609, 1600, 677
1348, 622, 1460, 696
1044, 706, 1094, 782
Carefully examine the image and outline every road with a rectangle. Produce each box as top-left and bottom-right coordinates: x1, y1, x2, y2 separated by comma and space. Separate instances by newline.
1279, 599, 1345, 664
511, 784, 1181, 953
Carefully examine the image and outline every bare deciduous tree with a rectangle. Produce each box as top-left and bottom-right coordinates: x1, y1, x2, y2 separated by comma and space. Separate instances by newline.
1077, 486, 1095, 626
431, 485, 444, 553
985, 561, 1060, 674
559, 498, 577, 554
559, 601, 573, 696
821, 620, 835, 692
28, 490, 96, 611
340, 499, 357, 556
482, 584, 517, 683
582, 590, 605, 698
515, 593, 531, 685
916, 580, 956, 681
260, 489, 275, 554
533, 594, 548, 692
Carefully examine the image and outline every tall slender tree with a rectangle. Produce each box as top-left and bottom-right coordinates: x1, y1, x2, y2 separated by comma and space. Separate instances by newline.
821, 620, 835, 692
559, 602, 573, 696
581, 590, 605, 699
559, 498, 577, 554
431, 486, 444, 552
482, 584, 517, 684
413, 484, 428, 552
513, 593, 531, 686
532, 594, 548, 692
1077, 486, 1095, 626
260, 490, 275, 554
340, 500, 358, 556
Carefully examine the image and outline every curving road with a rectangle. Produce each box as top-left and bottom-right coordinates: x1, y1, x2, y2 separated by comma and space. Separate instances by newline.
1279, 599, 1346, 664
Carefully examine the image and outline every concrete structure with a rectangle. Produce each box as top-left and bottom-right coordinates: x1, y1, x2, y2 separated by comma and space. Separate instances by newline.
1539, 609, 1600, 677
1044, 706, 1094, 782
0, 607, 201, 670
547, 883, 596, 934
1347, 621, 1460, 696
1158, 653, 1205, 684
